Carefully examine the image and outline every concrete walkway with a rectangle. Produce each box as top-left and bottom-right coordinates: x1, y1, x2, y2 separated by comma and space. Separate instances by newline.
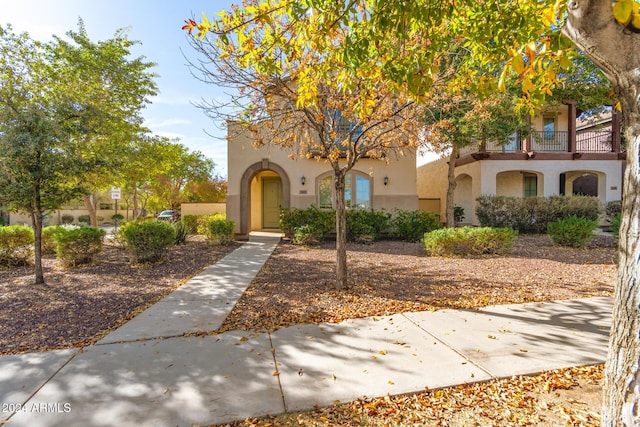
0, 233, 612, 427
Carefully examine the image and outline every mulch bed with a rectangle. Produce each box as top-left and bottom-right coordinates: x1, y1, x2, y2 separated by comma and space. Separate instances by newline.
0, 238, 240, 355
0, 234, 616, 355
219, 234, 617, 333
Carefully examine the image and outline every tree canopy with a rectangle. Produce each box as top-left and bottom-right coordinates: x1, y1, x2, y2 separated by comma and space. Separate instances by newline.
0, 23, 157, 284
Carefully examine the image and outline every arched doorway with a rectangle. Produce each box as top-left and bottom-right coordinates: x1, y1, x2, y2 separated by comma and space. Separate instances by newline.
572, 173, 598, 197
239, 160, 290, 234
454, 173, 473, 224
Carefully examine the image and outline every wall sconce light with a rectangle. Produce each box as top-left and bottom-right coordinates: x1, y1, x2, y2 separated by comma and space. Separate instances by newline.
301, 176, 306, 186
383, 176, 389, 186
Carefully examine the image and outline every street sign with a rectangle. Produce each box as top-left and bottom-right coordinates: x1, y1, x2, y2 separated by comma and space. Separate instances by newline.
111, 187, 121, 200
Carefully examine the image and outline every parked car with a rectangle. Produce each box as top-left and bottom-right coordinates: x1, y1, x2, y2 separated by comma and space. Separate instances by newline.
157, 210, 173, 220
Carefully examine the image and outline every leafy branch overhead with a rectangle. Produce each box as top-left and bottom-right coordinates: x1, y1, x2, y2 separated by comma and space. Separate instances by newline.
184, 1, 602, 111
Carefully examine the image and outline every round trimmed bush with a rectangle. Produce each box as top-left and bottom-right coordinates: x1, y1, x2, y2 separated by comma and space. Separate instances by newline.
42, 225, 65, 255
423, 226, 517, 256
53, 226, 106, 268
205, 217, 235, 246
0, 225, 34, 267
122, 221, 175, 264
547, 216, 598, 248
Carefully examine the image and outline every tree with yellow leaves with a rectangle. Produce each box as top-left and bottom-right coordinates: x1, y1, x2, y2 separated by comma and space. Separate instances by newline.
184, 14, 438, 290
187, 1, 640, 423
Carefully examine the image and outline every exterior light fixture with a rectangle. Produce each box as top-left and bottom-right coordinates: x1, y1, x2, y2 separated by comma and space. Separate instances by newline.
383, 176, 389, 186
301, 176, 306, 185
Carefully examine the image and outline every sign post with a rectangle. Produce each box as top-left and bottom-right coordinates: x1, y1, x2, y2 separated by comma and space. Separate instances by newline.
111, 187, 121, 231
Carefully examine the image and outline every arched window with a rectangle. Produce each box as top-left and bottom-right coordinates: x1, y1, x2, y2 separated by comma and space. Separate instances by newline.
318, 171, 372, 210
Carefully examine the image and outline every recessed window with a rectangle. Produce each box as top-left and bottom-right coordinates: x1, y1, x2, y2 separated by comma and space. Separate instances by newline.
524, 174, 538, 198
543, 116, 556, 141
318, 171, 371, 210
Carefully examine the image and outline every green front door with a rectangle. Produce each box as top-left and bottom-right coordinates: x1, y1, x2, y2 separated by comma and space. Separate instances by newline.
262, 177, 282, 229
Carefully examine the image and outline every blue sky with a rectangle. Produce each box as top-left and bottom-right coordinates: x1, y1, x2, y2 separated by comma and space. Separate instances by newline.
1, 1, 437, 178
1, 0, 235, 177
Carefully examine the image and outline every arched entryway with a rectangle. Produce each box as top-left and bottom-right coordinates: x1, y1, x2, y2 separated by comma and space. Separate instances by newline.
572, 173, 598, 197
454, 173, 473, 224
239, 160, 291, 234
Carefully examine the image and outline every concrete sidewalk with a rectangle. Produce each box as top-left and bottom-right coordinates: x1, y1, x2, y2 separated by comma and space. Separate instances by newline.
1, 233, 612, 427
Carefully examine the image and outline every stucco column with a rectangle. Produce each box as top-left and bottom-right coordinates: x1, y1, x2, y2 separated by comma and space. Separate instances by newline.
567, 101, 576, 153
543, 171, 559, 197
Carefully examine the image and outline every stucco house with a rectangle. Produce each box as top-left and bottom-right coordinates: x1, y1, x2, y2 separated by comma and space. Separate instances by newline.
226, 121, 419, 235
417, 103, 625, 225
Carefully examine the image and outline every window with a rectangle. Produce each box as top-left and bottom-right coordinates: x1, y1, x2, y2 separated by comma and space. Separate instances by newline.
543, 116, 556, 141
524, 175, 538, 198
328, 110, 363, 147
318, 171, 372, 210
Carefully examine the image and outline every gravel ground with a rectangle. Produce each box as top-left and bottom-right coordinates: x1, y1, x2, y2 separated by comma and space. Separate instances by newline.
0, 233, 617, 426
0, 237, 240, 355
220, 234, 616, 333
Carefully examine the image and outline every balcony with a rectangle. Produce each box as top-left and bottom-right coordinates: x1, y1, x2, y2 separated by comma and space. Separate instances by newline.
460, 129, 622, 157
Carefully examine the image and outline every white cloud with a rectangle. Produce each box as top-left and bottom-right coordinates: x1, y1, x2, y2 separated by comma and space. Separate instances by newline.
146, 118, 191, 128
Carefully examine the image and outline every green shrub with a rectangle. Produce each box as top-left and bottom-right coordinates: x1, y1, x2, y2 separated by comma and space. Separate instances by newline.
476, 195, 600, 233
346, 209, 391, 243
197, 214, 226, 235
293, 224, 325, 245
423, 227, 517, 256
454, 206, 465, 224
60, 214, 74, 225
111, 213, 124, 224
547, 215, 598, 248
173, 221, 189, 245
53, 227, 106, 268
182, 215, 200, 234
42, 225, 66, 255
280, 206, 334, 240
0, 225, 34, 267
606, 200, 622, 219
122, 221, 175, 264
610, 212, 622, 238
78, 214, 91, 225
606, 201, 622, 237
391, 209, 441, 242
205, 217, 235, 246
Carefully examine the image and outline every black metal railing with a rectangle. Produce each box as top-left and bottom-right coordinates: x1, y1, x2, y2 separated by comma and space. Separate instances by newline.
462, 129, 618, 156
576, 130, 614, 152
529, 131, 569, 151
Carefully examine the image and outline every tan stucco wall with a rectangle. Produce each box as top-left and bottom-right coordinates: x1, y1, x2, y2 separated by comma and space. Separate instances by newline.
227, 121, 418, 233
181, 203, 226, 216
417, 157, 450, 221
418, 156, 623, 225
531, 105, 569, 132
8, 208, 135, 226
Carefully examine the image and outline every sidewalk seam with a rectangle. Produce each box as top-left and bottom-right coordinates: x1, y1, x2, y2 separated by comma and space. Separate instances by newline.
268, 331, 288, 413
4, 349, 79, 423
400, 313, 498, 380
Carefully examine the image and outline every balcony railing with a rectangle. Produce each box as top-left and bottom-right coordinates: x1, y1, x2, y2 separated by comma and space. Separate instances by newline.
459, 129, 618, 156
530, 131, 569, 152
576, 130, 614, 152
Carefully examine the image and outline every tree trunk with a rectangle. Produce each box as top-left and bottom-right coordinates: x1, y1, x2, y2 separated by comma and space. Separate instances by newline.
606, 130, 640, 425
334, 171, 348, 290
31, 190, 45, 285
83, 194, 98, 227
132, 186, 139, 219
445, 144, 459, 227
562, 3, 640, 425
